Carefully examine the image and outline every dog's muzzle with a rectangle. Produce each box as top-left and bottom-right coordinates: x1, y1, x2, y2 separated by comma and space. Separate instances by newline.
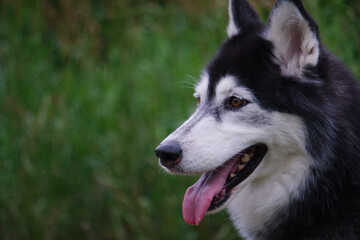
155, 141, 182, 169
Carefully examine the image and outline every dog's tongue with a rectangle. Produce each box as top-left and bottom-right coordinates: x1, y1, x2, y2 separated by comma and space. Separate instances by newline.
182, 160, 236, 226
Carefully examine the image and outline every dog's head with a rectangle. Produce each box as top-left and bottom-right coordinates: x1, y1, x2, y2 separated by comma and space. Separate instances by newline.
156, 0, 326, 228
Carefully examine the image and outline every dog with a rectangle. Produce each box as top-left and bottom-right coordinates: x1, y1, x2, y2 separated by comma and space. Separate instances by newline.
155, 0, 360, 239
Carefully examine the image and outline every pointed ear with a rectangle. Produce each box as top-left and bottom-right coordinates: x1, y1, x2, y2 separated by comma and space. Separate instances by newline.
227, 0, 264, 37
267, 0, 320, 78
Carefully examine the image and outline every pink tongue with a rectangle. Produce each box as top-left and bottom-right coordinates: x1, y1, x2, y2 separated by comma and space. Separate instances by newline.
182, 160, 236, 226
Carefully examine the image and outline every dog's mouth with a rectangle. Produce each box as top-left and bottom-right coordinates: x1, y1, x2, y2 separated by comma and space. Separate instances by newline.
182, 144, 267, 226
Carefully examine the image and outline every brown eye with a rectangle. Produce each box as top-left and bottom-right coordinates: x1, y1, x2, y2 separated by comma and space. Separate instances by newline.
230, 97, 245, 108
197, 97, 201, 105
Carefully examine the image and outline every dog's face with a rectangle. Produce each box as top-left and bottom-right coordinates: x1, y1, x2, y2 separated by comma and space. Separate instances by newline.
156, 0, 324, 233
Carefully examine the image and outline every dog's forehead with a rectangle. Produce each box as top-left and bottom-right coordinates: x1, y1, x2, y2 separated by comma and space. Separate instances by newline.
196, 34, 275, 101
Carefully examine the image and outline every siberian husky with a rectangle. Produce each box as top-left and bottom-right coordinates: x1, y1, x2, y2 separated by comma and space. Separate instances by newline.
155, 0, 360, 239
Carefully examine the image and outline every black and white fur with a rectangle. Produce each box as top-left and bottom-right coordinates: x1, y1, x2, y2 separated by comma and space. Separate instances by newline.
156, 0, 360, 239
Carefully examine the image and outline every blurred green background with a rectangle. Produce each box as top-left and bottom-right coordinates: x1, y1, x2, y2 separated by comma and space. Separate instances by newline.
0, 0, 359, 239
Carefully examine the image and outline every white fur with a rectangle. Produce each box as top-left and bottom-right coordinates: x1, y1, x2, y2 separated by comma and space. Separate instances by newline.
215, 76, 254, 103
267, 1, 319, 78
227, 0, 241, 37
215, 76, 237, 102
227, 113, 312, 239
194, 72, 209, 102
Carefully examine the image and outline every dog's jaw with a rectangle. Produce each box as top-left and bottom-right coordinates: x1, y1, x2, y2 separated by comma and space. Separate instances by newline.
182, 144, 268, 225
227, 142, 312, 239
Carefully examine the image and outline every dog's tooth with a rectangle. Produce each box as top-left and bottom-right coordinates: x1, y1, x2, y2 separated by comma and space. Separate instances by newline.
238, 164, 245, 171
248, 148, 254, 155
242, 154, 251, 163
230, 173, 236, 179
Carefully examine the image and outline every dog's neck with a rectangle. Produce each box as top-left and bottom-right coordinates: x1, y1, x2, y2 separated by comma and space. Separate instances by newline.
227, 148, 312, 240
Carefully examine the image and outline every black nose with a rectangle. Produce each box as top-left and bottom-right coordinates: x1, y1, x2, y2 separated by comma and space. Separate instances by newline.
155, 141, 182, 169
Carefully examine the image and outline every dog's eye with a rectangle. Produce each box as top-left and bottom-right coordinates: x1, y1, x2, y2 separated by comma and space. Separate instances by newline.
197, 97, 201, 105
230, 97, 246, 108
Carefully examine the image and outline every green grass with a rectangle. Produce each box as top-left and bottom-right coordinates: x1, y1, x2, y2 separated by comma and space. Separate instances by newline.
0, 0, 359, 239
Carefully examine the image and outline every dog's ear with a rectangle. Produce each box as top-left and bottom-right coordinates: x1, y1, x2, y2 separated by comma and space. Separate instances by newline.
267, 0, 320, 78
227, 0, 264, 37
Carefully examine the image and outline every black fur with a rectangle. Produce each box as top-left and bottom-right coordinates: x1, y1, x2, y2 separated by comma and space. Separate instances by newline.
205, 0, 360, 239
230, 0, 264, 34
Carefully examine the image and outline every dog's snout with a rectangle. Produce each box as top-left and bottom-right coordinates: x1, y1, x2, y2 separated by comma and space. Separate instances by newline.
155, 141, 182, 169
